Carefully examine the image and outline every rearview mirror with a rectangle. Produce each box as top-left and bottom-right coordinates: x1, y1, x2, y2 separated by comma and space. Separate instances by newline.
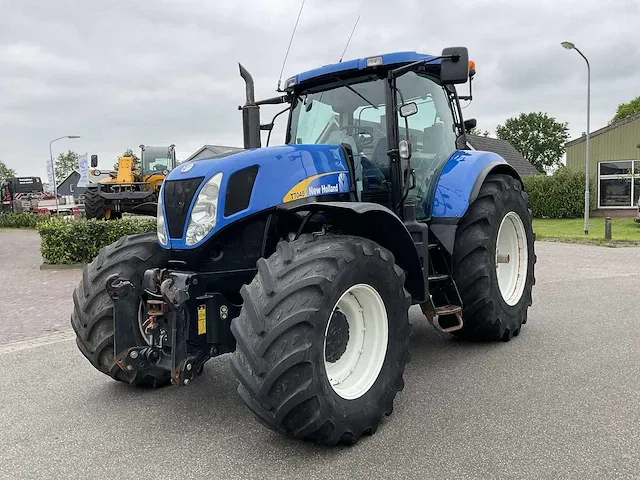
90, 154, 98, 168
440, 46, 469, 85
463, 118, 477, 132
399, 102, 418, 118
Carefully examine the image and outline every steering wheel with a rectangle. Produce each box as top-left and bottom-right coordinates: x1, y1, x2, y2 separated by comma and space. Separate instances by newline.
342, 125, 374, 146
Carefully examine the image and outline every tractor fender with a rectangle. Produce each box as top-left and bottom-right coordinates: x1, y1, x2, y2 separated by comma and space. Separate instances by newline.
286, 201, 425, 303
469, 162, 523, 206
429, 150, 523, 255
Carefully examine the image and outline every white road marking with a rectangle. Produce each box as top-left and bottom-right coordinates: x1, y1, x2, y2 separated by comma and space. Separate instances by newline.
0, 329, 75, 354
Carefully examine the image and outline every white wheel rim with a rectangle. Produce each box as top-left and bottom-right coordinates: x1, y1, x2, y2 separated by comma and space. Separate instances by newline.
495, 211, 528, 306
323, 284, 388, 400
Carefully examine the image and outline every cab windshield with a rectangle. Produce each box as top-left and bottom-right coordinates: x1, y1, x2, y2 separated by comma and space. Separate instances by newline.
142, 147, 174, 174
394, 71, 457, 214
288, 77, 390, 203
288, 71, 457, 216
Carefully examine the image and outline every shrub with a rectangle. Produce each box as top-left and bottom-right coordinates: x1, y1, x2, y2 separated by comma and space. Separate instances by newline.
38, 217, 156, 265
523, 166, 596, 219
0, 212, 49, 229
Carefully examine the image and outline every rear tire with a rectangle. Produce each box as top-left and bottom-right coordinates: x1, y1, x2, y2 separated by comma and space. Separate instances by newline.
84, 186, 106, 220
71, 233, 172, 387
230, 233, 412, 446
452, 174, 536, 342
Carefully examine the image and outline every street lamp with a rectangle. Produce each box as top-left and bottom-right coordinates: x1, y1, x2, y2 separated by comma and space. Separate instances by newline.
561, 41, 591, 234
49, 135, 81, 213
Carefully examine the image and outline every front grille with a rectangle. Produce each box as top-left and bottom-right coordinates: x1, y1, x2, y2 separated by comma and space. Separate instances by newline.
163, 177, 205, 238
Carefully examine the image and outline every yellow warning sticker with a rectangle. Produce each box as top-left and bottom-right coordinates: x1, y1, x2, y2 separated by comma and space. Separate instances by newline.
197, 305, 206, 335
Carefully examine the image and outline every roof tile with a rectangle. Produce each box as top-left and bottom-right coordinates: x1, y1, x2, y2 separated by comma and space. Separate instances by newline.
466, 135, 540, 177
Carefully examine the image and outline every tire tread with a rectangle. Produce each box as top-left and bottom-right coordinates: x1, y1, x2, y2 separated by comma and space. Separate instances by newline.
452, 174, 536, 341
71, 232, 171, 387
231, 233, 411, 445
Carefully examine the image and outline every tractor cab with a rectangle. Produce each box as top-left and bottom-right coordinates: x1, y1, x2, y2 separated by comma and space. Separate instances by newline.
84, 145, 176, 220
285, 59, 462, 217
140, 144, 176, 176
243, 48, 476, 220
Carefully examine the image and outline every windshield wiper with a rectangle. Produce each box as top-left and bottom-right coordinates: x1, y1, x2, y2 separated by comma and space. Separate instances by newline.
333, 77, 378, 109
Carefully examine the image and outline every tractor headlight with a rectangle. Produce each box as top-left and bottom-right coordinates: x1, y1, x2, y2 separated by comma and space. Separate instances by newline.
185, 172, 222, 246
157, 186, 168, 245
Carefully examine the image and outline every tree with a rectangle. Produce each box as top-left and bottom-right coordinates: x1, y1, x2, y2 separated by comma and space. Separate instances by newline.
0, 160, 16, 182
54, 150, 79, 183
468, 126, 490, 137
610, 95, 640, 124
113, 149, 141, 171
496, 112, 570, 173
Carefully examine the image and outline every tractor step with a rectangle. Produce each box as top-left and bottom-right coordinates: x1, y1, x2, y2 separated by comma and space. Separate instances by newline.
428, 274, 450, 282
433, 304, 463, 333
421, 302, 464, 334
433, 303, 463, 333
435, 304, 462, 316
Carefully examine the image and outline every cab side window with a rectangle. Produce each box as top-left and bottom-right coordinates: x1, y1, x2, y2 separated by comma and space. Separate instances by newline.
396, 72, 458, 218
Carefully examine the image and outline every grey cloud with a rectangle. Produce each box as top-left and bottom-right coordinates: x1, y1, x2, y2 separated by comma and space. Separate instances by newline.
1, 0, 637, 177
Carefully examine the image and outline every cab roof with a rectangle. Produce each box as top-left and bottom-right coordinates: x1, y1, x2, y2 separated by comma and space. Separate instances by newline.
285, 51, 440, 89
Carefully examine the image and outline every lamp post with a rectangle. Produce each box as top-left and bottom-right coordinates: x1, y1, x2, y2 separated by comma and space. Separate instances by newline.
561, 41, 590, 234
49, 135, 81, 213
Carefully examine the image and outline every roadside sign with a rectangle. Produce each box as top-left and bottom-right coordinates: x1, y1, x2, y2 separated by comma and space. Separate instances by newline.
46, 159, 55, 188
77, 153, 89, 187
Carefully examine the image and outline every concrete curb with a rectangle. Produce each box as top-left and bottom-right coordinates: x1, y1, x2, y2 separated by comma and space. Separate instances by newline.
536, 236, 640, 248
39, 263, 84, 270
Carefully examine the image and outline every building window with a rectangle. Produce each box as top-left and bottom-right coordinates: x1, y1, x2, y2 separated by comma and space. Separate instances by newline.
598, 160, 640, 208
69, 184, 74, 193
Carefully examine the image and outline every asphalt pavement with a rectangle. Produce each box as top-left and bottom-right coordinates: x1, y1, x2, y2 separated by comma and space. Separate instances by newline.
0, 233, 638, 479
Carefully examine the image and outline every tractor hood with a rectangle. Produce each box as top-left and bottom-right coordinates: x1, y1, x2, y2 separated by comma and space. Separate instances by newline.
162, 144, 351, 249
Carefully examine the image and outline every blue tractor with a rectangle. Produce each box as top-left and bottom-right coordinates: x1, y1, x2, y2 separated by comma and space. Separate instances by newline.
72, 47, 536, 445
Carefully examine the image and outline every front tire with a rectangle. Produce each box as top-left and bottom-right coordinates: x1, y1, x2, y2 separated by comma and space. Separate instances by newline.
230, 234, 412, 445
84, 186, 106, 220
452, 174, 536, 342
71, 233, 172, 387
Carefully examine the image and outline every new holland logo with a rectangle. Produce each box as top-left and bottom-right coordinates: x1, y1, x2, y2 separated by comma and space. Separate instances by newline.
283, 171, 350, 203
306, 172, 348, 196
181, 163, 194, 173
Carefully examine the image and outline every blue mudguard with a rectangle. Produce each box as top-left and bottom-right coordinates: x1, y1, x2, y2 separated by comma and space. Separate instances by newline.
430, 149, 520, 219
428, 149, 522, 254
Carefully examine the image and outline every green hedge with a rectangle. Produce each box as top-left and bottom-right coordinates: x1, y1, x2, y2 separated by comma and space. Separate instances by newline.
523, 167, 596, 219
38, 218, 156, 265
0, 212, 49, 229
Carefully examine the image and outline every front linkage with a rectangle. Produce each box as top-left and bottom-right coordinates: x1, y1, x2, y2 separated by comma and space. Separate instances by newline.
105, 269, 238, 386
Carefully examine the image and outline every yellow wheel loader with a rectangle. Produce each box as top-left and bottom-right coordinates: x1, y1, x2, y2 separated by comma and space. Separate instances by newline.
85, 144, 176, 220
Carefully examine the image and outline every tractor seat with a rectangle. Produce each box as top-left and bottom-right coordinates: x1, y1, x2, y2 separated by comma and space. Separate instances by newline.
326, 128, 358, 155
372, 137, 387, 168
423, 123, 445, 154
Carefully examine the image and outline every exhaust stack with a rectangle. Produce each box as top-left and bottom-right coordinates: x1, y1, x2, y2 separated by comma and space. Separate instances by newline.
239, 63, 261, 149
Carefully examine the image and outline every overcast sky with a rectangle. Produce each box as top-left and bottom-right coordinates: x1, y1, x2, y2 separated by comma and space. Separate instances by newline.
1, 0, 638, 179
